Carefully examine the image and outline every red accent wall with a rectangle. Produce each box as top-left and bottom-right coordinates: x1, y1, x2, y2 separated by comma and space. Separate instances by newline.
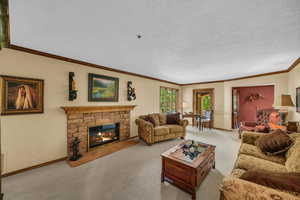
237, 85, 274, 122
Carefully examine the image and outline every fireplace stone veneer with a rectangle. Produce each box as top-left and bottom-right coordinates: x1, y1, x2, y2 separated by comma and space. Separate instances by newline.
61, 106, 136, 156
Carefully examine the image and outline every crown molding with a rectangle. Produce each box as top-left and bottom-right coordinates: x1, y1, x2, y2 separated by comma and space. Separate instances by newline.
180, 57, 300, 86
7, 44, 299, 87
179, 69, 290, 86
7, 44, 180, 86
287, 57, 300, 72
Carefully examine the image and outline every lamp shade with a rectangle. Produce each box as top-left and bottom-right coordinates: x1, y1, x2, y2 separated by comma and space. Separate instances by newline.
281, 95, 295, 107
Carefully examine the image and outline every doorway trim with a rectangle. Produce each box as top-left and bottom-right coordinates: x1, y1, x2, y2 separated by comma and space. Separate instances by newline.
192, 88, 215, 127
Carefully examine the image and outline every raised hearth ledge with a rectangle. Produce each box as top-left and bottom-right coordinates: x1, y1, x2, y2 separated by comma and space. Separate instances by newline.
61, 105, 136, 114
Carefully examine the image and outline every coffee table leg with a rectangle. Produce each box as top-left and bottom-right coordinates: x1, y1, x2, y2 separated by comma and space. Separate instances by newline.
161, 159, 165, 182
213, 161, 216, 169
160, 173, 165, 183
192, 191, 196, 200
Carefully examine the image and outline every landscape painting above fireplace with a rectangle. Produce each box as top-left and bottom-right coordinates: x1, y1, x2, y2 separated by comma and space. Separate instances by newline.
88, 73, 119, 102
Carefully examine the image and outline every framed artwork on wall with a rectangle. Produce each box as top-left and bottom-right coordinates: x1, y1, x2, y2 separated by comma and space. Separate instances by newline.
88, 73, 119, 102
297, 87, 300, 113
0, 75, 44, 115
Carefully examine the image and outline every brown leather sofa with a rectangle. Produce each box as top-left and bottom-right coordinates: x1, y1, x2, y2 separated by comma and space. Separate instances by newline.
135, 113, 189, 145
220, 131, 300, 200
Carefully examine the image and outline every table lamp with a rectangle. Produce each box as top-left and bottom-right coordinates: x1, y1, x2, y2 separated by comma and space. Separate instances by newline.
279, 95, 295, 125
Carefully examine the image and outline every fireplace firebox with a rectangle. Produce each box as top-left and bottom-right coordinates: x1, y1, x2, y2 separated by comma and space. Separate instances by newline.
88, 123, 120, 150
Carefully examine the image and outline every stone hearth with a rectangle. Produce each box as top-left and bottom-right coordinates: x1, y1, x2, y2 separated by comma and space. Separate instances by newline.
61, 105, 136, 156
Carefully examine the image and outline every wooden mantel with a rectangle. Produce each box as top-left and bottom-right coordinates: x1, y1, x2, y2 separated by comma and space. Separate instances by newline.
61, 105, 136, 115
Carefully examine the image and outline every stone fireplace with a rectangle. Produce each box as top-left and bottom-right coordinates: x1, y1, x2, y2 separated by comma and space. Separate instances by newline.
61, 105, 136, 156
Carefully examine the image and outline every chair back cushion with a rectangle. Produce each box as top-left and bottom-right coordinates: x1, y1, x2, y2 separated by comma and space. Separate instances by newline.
203, 110, 213, 120
256, 108, 278, 125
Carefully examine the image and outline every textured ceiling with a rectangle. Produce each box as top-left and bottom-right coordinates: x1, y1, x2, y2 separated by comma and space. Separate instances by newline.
9, 0, 300, 84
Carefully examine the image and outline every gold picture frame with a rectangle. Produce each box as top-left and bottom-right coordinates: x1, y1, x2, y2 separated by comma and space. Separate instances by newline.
0, 75, 44, 115
88, 73, 119, 102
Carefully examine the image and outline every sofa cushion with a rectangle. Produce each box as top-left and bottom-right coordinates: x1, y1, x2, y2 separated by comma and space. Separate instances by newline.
239, 143, 286, 165
289, 133, 300, 141
164, 125, 183, 133
242, 131, 265, 145
255, 130, 293, 156
166, 113, 180, 125
154, 126, 170, 136
286, 137, 300, 173
240, 170, 300, 195
149, 114, 160, 127
235, 154, 287, 173
158, 114, 167, 125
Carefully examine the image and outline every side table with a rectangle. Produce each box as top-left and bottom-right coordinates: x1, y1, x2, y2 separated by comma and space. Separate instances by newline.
287, 121, 299, 132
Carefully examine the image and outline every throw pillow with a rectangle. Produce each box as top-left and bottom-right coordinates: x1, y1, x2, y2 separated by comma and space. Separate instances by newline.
158, 114, 167, 125
166, 113, 180, 125
141, 115, 150, 122
240, 170, 300, 195
148, 114, 160, 127
255, 130, 293, 156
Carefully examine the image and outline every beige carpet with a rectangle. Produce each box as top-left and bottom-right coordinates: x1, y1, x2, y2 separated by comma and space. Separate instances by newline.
3, 126, 240, 200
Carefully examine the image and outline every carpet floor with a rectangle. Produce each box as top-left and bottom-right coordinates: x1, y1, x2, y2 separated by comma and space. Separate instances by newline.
3, 126, 241, 200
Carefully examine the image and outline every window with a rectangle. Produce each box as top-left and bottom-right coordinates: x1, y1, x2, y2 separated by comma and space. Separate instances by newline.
160, 87, 178, 113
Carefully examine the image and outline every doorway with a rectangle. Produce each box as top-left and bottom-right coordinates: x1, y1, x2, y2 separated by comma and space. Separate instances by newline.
232, 85, 275, 129
193, 88, 214, 127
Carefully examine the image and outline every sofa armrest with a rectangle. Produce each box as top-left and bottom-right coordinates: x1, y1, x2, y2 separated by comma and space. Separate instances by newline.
135, 118, 153, 127
220, 176, 300, 200
135, 119, 154, 133
178, 119, 189, 138
241, 121, 257, 127
179, 119, 189, 127
135, 118, 154, 144
242, 131, 266, 145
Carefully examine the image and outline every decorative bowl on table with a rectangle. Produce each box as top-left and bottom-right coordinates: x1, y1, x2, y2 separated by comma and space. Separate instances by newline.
181, 140, 206, 161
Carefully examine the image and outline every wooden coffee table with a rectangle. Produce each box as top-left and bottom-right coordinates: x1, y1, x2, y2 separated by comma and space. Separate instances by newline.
161, 140, 215, 200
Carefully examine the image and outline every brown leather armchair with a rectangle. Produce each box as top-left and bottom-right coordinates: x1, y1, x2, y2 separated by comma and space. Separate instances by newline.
238, 109, 278, 138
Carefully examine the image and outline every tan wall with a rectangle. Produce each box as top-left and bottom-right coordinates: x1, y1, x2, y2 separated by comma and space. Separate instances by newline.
288, 63, 300, 121
0, 47, 298, 174
182, 73, 289, 130
0, 48, 181, 174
